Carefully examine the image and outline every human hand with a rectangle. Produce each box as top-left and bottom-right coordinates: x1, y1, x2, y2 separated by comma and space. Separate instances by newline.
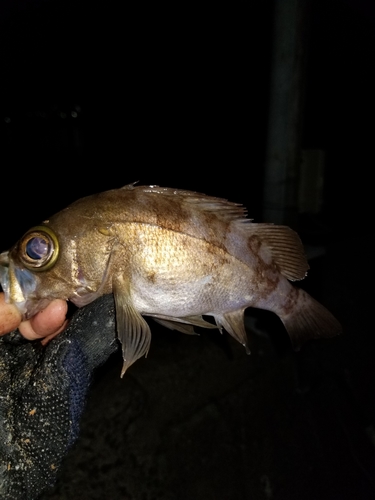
0, 293, 68, 342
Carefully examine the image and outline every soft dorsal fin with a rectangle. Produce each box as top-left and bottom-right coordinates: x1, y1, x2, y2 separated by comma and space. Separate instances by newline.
250, 224, 309, 281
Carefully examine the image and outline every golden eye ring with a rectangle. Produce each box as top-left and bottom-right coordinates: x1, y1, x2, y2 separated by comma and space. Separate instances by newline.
20, 225, 59, 271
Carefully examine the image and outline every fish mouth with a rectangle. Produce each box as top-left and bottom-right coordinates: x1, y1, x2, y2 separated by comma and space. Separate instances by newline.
0, 252, 38, 316
0, 250, 9, 267
0, 251, 9, 295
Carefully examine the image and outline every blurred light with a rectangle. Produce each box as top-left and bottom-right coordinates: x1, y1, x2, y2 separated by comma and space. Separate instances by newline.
71, 111, 78, 118
60, 112, 67, 119
4, 117, 11, 123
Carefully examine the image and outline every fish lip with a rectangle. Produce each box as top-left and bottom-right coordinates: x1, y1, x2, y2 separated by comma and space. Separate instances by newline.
0, 261, 11, 302
0, 256, 38, 316
0, 250, 9, 267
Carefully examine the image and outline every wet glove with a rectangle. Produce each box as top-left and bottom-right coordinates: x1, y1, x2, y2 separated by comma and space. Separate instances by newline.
0, 295, 119, 500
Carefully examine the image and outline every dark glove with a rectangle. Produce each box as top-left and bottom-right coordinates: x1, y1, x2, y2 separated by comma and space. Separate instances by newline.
0, 295, 119, 500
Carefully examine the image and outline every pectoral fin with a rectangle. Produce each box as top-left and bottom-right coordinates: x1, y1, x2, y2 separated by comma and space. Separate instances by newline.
113, 275, 151, 377
214, 309, 250, 354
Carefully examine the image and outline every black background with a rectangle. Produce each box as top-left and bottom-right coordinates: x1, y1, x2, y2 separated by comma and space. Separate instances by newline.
1, 1, 375, 499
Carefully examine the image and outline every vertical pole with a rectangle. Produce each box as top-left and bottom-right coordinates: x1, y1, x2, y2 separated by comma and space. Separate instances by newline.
263, 0, 309, 227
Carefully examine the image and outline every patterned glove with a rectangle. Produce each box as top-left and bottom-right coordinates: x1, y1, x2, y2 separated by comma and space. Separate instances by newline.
0, 295, 118, 500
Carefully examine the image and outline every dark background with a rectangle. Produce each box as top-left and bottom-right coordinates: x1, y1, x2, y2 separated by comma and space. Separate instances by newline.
1, 0, 375, 499
1, 0, 272, 244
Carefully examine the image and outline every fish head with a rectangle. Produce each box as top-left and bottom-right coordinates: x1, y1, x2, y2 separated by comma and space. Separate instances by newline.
0, 225, 68, 318
0, 221, 111, 319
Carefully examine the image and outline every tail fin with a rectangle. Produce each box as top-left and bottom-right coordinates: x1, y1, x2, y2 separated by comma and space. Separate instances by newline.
280, 289, 342, 349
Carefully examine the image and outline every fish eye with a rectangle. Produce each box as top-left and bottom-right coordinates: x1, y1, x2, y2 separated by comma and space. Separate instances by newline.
26, 237, 49, 260
20, 226, 59, 271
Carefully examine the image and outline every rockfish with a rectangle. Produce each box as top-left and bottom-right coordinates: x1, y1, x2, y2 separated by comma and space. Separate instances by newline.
0, 184, 341, 376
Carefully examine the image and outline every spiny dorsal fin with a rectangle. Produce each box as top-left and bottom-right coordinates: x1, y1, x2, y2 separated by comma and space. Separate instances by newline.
139, 185, 249, 223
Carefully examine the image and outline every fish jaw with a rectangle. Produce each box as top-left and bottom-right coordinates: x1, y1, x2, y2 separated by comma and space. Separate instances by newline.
0, 252, 46, 318
0, 251, 9, 296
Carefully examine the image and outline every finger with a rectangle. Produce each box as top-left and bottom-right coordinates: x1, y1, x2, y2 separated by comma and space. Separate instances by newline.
18, 299, 68, 341
0, 293, 22, 335
39, 319, 69, 345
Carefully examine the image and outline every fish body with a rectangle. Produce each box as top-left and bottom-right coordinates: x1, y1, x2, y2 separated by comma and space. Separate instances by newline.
0, 184, 341, 375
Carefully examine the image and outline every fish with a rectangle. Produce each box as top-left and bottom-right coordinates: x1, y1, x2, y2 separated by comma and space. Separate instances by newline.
0, 184, 341, 376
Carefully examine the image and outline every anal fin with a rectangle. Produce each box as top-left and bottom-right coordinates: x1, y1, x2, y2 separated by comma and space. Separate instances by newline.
113, 275, 151, 377
214, 309, 250, 354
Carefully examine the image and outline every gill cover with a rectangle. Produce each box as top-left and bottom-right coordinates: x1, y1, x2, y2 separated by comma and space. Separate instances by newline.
18, 226, 59, 271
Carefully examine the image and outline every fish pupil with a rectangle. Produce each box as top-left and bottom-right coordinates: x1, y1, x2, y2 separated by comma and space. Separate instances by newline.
26, 237, 49, 260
